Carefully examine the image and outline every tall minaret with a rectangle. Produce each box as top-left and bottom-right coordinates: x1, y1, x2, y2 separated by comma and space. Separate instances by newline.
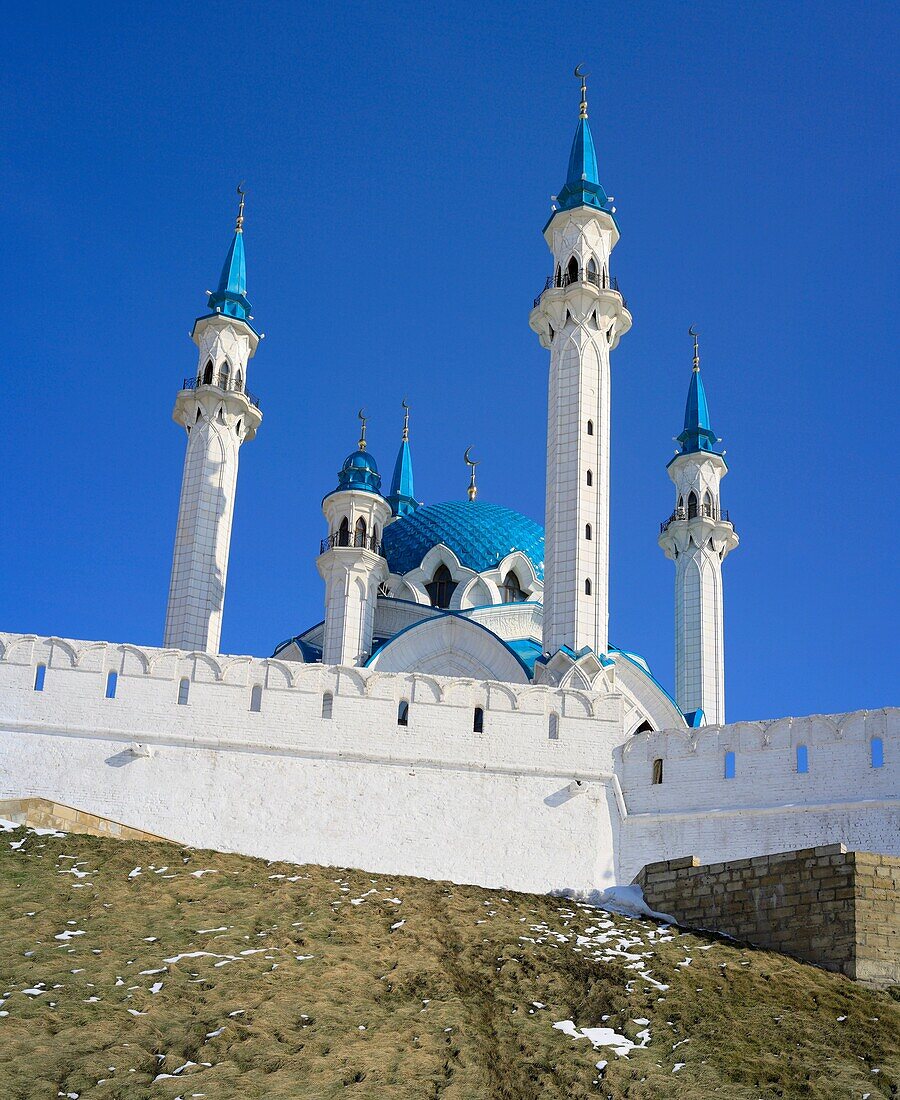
163, 187, 262, 654
529, 69, 632, 658
658, 330, 738, 724
317, 413, 391, 666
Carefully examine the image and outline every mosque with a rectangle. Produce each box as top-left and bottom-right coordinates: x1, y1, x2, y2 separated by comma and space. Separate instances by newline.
162, 70, 737, 737
1, 70, 894, 907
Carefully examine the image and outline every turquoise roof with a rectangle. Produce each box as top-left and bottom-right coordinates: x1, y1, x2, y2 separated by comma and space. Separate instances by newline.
555, 117, 610, 214
332, 448, 383, 495
207, 228, 252, 321
388, 439, 417, 517
677, 367, 719, 454
381, 500, 545, 579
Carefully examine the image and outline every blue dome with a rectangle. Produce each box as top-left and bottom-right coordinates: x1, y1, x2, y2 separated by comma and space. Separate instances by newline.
382, 500, 545, 579
335, 449, 382, 494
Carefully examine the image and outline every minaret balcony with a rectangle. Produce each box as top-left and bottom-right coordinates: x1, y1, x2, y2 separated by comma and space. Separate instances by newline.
533, 270, 627, 310
660, 507, 733, 534
182, 376, 261, 410
320, 532, 384, 557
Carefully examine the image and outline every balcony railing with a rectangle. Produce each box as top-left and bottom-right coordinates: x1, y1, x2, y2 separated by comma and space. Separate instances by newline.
182, 376, 261, 410
319, 532, 383, 556
533, 270, 627, 309
660, 508, 732, 533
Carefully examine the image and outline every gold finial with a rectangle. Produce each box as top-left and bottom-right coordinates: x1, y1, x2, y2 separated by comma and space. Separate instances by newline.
464, 446, 480, 501
235, 182, 246, 233
689, 326, 700, 372
401, 397, 410, 442
357, 407, 368, 451
574, 64, 589, 120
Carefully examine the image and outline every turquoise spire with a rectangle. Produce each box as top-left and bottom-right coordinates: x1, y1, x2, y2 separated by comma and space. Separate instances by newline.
677, 329, 720, 455
206, 185, 252, 322
388, 400, 418, 516
554, 68, 610, 214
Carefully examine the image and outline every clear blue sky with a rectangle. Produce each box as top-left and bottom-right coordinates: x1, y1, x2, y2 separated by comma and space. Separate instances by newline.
4, 2, 897, 721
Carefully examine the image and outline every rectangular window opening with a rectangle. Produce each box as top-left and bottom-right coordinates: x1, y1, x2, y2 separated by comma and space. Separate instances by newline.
105, 671, 118, 700
796, 744, 808, 774
724, 750, 736, 779
33, 664, 46, 692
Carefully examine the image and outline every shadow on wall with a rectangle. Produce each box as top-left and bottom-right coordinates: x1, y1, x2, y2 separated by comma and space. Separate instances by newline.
544, 781, 587, 808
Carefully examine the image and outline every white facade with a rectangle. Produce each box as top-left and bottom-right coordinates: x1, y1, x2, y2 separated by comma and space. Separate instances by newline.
530, 209, 631, 658
0, 633, 895, 894
163, 314, 261, 654
659, 450, 737, 723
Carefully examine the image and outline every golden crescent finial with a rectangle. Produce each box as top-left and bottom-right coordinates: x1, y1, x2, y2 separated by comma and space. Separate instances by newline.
357, 407, 368, 451
689, 327, 700, 372
574, 64, 589, 119
464, 447, 479, 501
401, 398, 410, 441
235, 182, 246, 233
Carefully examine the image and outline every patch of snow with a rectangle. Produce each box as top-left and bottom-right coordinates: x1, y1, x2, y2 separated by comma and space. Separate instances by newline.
595, 885, 674, 923
189, 870, 217, 878
553, 1019, 649, 1057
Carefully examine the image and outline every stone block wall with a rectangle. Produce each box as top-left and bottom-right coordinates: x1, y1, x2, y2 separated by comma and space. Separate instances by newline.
0, 798, 172, 842
634, 845, 899, 986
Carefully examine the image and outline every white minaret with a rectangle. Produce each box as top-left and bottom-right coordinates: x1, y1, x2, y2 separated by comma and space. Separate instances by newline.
317, 413, 391, 666
529, 71, 631, 658
658, 330, 738, 724
163, 188, 262, 654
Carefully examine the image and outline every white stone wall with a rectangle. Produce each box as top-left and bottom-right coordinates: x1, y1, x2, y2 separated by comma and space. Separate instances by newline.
1, 632, 895, 894
0, 634, 625, 893
616, 710, 899, 881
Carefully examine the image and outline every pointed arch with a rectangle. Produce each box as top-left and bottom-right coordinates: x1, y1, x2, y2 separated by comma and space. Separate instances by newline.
218, 360, 231, 389
235, 368, 244, 392
566, 255, 578, 284
703, 490, 713, 517
203, 360, 214, 385
688, 490, 699, 520
338, 517, 350, 547
354, 516, 367, 547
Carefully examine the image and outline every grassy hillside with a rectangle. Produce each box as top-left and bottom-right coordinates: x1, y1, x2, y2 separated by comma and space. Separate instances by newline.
0, 823, 896, 1100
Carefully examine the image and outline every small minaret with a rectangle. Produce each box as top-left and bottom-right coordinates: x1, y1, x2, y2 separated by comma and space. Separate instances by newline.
387, 400, 418, 517
658, 330, 739, 724
317, 412, 391, 666
530, 68, 632, 658
163, 187, 262, 654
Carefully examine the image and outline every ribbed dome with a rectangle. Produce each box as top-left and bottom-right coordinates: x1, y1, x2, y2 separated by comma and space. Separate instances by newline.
382, 500, 544, 579
335, 449, 382, 494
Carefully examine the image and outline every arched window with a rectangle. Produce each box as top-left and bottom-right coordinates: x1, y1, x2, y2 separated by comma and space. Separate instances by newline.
548, 713, 559, 741
397, 700, 409, 727
426, 565, 457, 609
338, 517, 350, 547
871, 737, 884, 768
677, 496, 684, 517
250, 684, 263, 713
566, 256, 578, 284
587, 256, 597, 276
499, 571, 527, 604
34, 664, 46, 692
584, 578, 592, 596
555, 263, 562, 287
796, 745, 808, 773
652, 758, 664, 785
586, 469, 593, 487
322, 692, 333, 720
202, 360, 214, 385
688, 491, 699, 520
236, 418, 242, 436
218, 362, 231, 390
354, 517, 367, 547
585, 523, 592, 540
586, 419, 594, 436
177, 678, 190, 706
105, 671, 118, 700
235, 369, 243, 392
724, 751, 736, 779
473, 706, 484, 734
371, 525, 380, 549
634, 720, 654, 735
703, 491, 713, 518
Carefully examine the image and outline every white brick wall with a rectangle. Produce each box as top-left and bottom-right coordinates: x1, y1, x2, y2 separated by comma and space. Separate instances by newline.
1, 632, 895, 894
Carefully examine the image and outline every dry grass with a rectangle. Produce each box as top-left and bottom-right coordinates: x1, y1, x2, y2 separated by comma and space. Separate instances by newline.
0, 825, 897, 1099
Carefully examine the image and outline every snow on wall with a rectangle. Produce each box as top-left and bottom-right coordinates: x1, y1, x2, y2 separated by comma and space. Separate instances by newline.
0, 632, 895, 894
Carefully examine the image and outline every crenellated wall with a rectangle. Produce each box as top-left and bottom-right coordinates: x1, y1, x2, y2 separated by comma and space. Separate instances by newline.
616, 710, 899, 882
0, 632, 896, 895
